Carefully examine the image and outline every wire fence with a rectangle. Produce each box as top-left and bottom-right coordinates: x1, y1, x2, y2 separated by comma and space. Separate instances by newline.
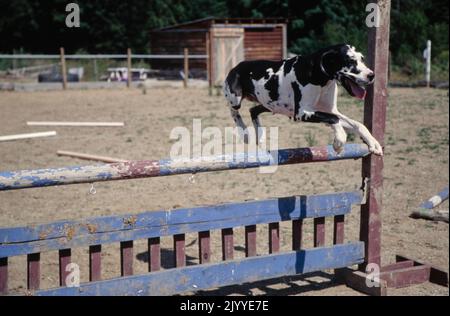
0, 48, 210, 89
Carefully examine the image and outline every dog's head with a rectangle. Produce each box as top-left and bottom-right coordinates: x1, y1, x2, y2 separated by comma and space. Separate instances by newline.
319, 44, 375, 100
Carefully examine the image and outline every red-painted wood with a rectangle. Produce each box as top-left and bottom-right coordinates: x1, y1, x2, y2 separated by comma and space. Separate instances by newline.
58, 249, 71, 286
292, 219, 303, 250
245, 225, 257, 257
148, 237, 160, 272
314, 217, 325, 247
27, 253, 40, 290
120, 241, 133, 276
221, 228, 234, 260
268, 222, 280, 254
198, 231, 211, 264
89, 245, 102, 281
359, 0, 391, 270
173, 234, 186, 267
0, 257, 7, 294
333, 215, 345, 245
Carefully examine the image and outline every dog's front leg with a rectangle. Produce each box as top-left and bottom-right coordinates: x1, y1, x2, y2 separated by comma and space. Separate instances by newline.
337, 113, 383, 156
330, 123, 347, 154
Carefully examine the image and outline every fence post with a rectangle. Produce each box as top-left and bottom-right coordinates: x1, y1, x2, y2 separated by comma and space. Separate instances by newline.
127, 48, 132, 88
184, 48, 189, 88
206, 34, 212, 95
60, 47, 67, 90
93, 59, 98, 81
425, 40, 431, 88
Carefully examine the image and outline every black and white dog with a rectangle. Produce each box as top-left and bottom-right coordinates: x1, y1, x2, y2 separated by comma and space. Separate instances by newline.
223, 43, 383, 155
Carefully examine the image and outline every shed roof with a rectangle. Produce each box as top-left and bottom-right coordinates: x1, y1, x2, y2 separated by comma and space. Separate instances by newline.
156, 16, 287, 31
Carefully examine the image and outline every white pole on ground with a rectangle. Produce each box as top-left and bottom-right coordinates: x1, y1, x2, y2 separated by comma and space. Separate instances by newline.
0, 131, 57, 142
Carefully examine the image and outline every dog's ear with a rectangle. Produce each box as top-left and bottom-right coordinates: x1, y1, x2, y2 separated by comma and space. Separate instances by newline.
319, 49, 340, 78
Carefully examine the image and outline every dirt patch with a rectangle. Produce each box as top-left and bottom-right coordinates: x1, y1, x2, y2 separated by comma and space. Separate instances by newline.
0, 86, 448, 295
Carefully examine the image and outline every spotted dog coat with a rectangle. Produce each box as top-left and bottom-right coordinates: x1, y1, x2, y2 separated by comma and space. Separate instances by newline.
223, 43, 383, 155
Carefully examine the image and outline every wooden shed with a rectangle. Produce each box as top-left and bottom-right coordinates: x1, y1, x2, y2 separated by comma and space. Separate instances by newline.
150, 17, 288, 86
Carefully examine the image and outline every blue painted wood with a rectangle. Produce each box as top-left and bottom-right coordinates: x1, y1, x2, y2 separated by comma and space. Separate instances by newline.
0, 144, 369, 191
420, 187, 449, 209
34, 242, 364, 296
0, 191, 362, 257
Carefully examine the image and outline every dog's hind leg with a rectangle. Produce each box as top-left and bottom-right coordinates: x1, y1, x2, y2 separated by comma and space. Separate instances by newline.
230, 108, 249, 143
224, 72, 250, 143
250, 104, 271, 144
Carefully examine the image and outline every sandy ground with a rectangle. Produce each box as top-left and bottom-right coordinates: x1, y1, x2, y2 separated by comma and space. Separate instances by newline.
0, 86, 448, 296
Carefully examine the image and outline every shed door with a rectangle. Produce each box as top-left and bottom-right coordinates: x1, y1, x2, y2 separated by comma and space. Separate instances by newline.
212, 27, 244, 86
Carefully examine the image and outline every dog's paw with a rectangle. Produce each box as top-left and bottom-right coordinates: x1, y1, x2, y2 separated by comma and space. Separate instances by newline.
369, 141, 383, 156
333, 138, 345, 154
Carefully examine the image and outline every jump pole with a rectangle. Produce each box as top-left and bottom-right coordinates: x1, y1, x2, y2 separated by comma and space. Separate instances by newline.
0, 144, 370, 191
27, 122, 124, 127
57, 150, 128, 163
0, 131, 57, 142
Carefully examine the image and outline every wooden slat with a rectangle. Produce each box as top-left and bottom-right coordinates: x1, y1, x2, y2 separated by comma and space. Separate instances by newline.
292, 219, 303, 250
333, 215, 345, 244
120, 241, 133, 276
36, 242, 365, 296
268, 222, 280, 254
221, 228, 234, 260
148, 237, 160, 272
0, 257, 7, 294
380, 266, 431, 288
89, 245, 101, 282
27, 253, 40, 290
58, 249, 71, 286
198, 231, 211, 264
174, 234, 186, 267
314, 217, 325, 247
245, 225, 257, 257
0, 192, 362, 258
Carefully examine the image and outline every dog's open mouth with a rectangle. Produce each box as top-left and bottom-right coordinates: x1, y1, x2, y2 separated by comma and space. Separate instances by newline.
341, 76, 367, 100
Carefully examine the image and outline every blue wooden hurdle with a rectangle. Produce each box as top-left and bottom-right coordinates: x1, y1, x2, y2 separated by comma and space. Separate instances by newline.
0, 144, 368, 296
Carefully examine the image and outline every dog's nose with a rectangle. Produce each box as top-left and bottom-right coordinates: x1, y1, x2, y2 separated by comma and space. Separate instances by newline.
368, 72, 375, 81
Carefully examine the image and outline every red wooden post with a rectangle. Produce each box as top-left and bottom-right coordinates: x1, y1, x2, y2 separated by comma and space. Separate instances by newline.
174, 234, 186, 267
120, 241, 133, 276
89, 245, 102, 281
221, 228, 234, 260
0, 257, 7, 294
58, 249, 71, 286
268, 223, 280, 253
359, 0, 391, 271
27, 253, 40, 290
245, 225, 257, 257
198, 231, 211, 264
292, 219, 303, 250
148, 237, 161, 272
333, 215, 345, 245
313, 217, 325, 247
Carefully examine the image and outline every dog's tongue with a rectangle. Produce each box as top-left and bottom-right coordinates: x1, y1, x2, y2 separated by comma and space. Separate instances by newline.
349, 80, 366, 100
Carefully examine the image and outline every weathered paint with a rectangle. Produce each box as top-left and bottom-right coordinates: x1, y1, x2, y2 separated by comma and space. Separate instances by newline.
0, 191, 362, 257
0, 144, 369, 191
359, 0, 391, 270
419, 187, 449, 209
89, 245, 102, 282
34, 242, 364, 296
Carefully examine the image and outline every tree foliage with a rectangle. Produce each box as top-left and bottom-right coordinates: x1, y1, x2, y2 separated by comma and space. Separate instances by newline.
0, 0, 448, 72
